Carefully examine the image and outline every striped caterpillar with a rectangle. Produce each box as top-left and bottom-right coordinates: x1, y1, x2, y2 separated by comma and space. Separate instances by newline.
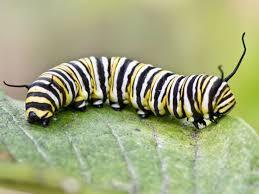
3, 33, 246, 128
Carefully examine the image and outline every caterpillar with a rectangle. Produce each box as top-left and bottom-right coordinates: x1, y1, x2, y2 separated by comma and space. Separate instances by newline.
3, 33, 246, 128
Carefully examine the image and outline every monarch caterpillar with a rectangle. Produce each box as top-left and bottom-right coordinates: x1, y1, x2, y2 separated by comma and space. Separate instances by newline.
3, 33, 246, 128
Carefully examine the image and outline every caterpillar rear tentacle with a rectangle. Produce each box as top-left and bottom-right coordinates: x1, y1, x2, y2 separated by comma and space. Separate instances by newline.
3, 33, 246, 128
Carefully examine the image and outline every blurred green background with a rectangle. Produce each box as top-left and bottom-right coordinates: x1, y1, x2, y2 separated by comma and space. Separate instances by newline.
0, 0, 258, 131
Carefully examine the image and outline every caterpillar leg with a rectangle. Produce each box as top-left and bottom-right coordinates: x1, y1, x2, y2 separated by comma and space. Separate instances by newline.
71, 95, 88, 111
137, 109, 152, 119
110, 102, 125, 111
71, 100, 87, 111
193, 117, 207, 129
91, 99, 104, 108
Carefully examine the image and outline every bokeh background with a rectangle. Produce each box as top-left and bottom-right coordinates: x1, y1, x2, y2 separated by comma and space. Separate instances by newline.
0, 0, 258, 131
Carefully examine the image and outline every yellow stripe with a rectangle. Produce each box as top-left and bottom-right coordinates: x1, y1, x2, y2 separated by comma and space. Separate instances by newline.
216, 88, 230, 105
80, 58, 94, 92
176, 77, 186, 118
193, 76, 202, 114
86, 58, 98, 99
215, 95, 235, 112
166, 79, 175, 115
41, 72, 71, 106
218, 100, 235, 113
26, 96, 55, 112
201, 76, 212, 93
109, 57, 121, 102
197, 76, 203, 110
56, 65, 79, 87
26, 108, 53, 119
129, 63, 146, 100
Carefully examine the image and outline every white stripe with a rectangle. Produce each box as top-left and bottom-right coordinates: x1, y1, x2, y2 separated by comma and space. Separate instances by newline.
131, 64, 152, 108
47, 71, 73, 104
33, 79, 63, 105
120, 60, 139, 101
149, 71, 169, 112
213, 82, 227, 105
112, 57, 127, 101
58, 66, 77, 95
65, 63, 87, 97
101, 57, 109, 93
29, 86, 59, 108
156, 74, 176, 115
139, 67, 161, 109
90, 56, 103, 98
176, 78, 186, 116
168, 75, 182, 115
183, 75, 196, 117
217, 95, 235, 109
202, 76, 218, 114
72, 60, 92, 94
192, 75, 202, 111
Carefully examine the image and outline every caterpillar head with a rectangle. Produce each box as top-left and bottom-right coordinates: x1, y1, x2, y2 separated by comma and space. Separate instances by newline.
25, 83, 54, 127
211, 80, 236, 121
26, 109, 53, 127
209, 33, 246, 123
25, 107, 53, 127
3, 79, 55, 127
195, 32, 246, 129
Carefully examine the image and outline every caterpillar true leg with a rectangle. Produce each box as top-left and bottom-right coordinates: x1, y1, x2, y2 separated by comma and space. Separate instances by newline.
71, 100, 87, 111
110, 103, 124, 111
137, 109, 152, 118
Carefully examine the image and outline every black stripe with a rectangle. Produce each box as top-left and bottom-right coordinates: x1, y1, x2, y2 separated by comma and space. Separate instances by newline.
194, 75, 203, 112
78, 59, 92, 76
65, 63, 81, 84
27, 92, 57, 111
201, 76, 213, 97
135, 66, 154, 110
186, 75, 200, 117
143, 69, 161, 97
167, 79, 174, 110
180, 77, 188, 118
208, 78, 223, 116
125, 62, 140, 95
116, 58, 133, 106
69, 61, 91, 98
218, 99, 236, 114
153, 73, 172, 115
96, 57, 107, 103
215, 85, 229, 105
50, 69, 76, 99
39, 76, 67, 107
26, 102, 53, 111
173, 76, 185, 118
198, 75, 209, 110
219, 93, 233, 104
107, 57, 112, 79
29, 81, 61, 108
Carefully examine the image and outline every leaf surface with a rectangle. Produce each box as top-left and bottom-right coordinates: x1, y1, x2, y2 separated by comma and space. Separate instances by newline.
0, 91, 258, 194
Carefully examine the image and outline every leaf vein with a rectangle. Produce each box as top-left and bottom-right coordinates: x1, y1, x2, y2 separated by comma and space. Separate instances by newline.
95, 111, 139, 194
144, 120, 170, 194
66, 131, 92, 184
192, 130, 201, 194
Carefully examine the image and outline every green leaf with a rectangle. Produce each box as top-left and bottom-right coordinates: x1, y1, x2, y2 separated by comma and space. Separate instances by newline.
0, 90, 258, 194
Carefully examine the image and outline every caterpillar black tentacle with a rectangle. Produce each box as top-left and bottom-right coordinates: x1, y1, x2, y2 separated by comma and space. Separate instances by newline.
3, 81, 30, 89
3, 33, 246, 128
218, 65, 224, 80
